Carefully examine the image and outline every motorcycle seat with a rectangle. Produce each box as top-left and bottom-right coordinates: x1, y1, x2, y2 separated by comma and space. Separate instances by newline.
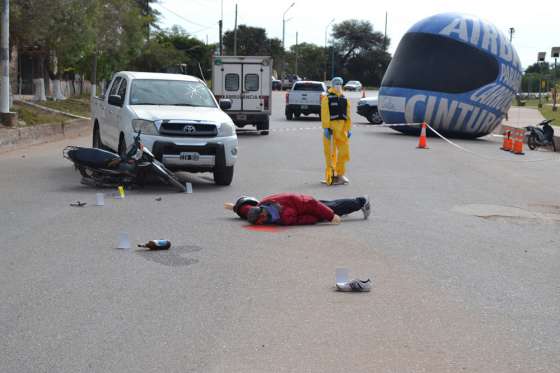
67, 147, 122, 169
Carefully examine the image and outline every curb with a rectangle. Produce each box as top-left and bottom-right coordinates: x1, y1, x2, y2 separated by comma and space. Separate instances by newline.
0, 118, 91, 153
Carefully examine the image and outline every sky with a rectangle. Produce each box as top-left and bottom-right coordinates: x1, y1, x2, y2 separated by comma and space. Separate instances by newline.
153, 0, 560, 69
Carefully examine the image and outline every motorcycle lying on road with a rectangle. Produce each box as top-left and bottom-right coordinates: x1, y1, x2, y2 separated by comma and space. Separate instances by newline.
63, 131, 186, 192
526, 119, 556, 152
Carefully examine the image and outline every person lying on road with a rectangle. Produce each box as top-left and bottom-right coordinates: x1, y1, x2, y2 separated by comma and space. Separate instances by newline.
224, 193, 370, 225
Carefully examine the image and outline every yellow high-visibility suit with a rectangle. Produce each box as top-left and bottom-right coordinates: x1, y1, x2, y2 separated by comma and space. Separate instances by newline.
321, 88, 351, 184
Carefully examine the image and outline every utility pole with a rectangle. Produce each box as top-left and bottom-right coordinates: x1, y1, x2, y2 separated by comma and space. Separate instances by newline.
295, 31, 298, 76
233, 3, 238, 55
0, 0, 16, 126
324, 18, 334, 82
218, 0, 223, 55
384, 12, 388, 50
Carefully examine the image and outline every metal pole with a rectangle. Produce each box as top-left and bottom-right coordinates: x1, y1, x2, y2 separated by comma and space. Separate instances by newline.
1, 0, 10, 112
233, 4, 238, 55
384, 12, 388, 50
538, 61, 542, 109
280, 2, 295, 88
324, 18, 334, 82
218, 0, 223, 55
295, 31, 298, 76
554, 57, 558, 112
331, 44, 335, 78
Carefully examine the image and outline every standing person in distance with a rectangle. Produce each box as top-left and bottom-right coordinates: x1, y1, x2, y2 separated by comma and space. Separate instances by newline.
321, 76, 352, 185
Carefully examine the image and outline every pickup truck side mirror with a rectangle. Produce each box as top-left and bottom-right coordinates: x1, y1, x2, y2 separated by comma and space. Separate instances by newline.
108, 94, 123, 106
219, 98, 232, 110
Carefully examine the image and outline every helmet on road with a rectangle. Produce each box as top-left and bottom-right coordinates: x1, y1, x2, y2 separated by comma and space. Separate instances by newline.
233, 196, 259, 217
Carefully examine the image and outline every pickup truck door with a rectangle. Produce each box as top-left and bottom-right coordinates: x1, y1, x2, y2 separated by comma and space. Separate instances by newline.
105, 77, 124, 150
242, 64, 263, 112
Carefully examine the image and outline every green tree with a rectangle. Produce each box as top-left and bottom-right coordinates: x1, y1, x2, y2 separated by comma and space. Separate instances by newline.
287, 43, 326, 80
223, 25, 283, 72
330, 19, 391, 86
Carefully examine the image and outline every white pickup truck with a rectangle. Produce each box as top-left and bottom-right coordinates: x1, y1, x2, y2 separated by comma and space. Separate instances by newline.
91, 71, 238, 185
285, 81, 327, 120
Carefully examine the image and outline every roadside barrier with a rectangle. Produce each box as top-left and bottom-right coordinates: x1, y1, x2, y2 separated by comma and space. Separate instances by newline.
423, 122, 558, 163
511, 128, 525, 155
500, 130, 512, 151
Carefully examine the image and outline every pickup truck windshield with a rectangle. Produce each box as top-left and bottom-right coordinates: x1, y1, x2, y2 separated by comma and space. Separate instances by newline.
293, 83, 324, 92
129, 79, 216, 107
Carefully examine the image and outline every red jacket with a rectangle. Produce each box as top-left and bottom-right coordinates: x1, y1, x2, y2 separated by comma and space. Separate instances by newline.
238, 193, 335, 225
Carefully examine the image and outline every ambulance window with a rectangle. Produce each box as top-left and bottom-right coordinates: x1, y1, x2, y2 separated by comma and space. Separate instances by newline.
381, 32, 499, 94
245, 74, 259, 91
225, 74, 239, 91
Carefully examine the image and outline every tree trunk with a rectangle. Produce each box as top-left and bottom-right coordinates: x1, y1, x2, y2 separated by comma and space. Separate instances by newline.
50, 51, 65, 101
32, 55, 46, 102
90, 52, 97, 98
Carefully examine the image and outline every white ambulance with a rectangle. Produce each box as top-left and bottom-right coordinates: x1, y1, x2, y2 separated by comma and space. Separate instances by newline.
212, 56, 272, 135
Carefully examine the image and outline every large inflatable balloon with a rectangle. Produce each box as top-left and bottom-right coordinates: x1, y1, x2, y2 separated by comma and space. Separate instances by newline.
378, 13, 522, 138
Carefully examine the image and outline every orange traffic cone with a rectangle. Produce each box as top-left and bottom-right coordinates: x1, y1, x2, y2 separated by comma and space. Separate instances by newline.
417, 122, 429, 149
511, 128, 525, 155
501, 130, 512, 151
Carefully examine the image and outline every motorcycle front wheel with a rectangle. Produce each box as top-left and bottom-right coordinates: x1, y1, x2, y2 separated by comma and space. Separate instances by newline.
527, 133, 538, 150
151, 160, 186, 192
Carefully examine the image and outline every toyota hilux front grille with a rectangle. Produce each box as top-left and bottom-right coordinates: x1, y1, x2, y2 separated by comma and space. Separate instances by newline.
158, 121, 218, 137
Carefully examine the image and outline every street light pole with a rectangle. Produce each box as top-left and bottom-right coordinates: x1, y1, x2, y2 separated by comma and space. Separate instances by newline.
281, 2, 295, 86
324, 18, 334, 82
1, 0, 10, 113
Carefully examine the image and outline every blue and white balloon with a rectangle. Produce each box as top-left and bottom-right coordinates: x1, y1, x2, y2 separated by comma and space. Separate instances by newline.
378, 13, 522, 138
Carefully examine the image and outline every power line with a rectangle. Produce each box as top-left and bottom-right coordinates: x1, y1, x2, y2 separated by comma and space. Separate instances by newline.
157, 3, 211, 29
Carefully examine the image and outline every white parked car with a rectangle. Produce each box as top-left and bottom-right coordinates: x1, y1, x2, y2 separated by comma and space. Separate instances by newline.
343, 80, 363, 91
357, 96, 383, 124
91, 71, 238, 185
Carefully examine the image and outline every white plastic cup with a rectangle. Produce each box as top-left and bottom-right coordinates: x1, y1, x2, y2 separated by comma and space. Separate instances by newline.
336, 268, 349, 284
95, 193, 105, 206
186, 182, 193, 194
117, 232, 131, 250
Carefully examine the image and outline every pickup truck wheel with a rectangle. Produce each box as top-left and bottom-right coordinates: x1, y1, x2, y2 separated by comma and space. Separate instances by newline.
257, 117, 269, 135
118, 135, 127, 159
214, 165, 234, 186
93, 124, 102, 149
286, 109, 293, 121
367, 109, 383, 125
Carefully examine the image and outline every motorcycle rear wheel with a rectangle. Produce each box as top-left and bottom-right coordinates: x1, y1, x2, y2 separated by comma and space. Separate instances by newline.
528, 134, 537, 150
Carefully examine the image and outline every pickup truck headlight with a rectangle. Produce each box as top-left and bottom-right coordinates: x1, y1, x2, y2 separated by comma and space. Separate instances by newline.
132, 119, 159, 136
218, 122, 235, 137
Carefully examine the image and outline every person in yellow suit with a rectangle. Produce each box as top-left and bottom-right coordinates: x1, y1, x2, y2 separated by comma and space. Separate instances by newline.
321, 77, 351, 185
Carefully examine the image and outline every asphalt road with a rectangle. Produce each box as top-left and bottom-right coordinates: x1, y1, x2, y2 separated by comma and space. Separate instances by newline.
2, 91, 560, 372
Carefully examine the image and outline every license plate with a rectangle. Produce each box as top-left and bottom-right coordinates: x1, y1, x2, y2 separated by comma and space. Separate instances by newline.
237, 114, 247, 120
301, 105, 308, 109
179, 152, 200, 161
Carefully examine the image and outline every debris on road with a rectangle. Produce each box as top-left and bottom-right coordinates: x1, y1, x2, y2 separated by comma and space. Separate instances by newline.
95, 193, 105, 206
155, 197, 162, 201
70, 201, 87, 207
138, 240, 171, 250
117, 232, 131, 250
185, 182, 193, 194
335, 268, 372, 292
118, 186, 125, 199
